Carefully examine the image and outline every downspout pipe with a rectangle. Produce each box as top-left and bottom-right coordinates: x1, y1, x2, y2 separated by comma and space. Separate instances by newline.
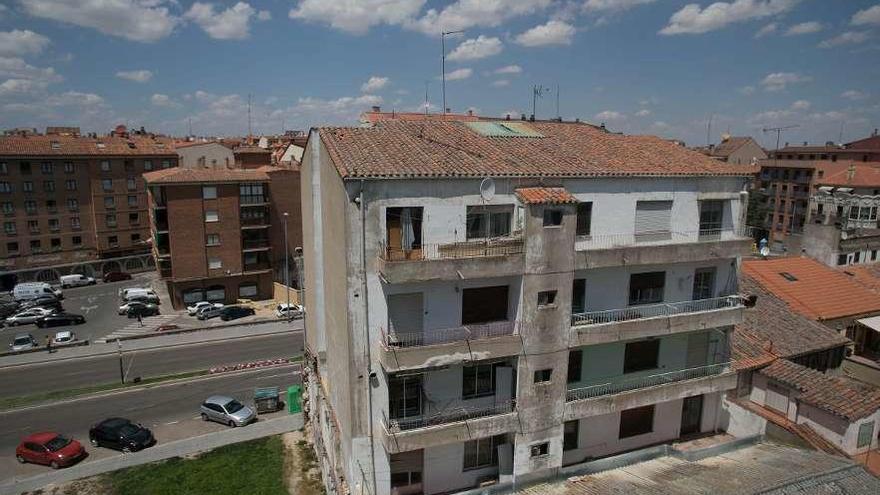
359, 179, 377, 495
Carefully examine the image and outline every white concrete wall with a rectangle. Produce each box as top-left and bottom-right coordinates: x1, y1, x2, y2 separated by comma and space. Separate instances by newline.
415, 361, 516, 414
721, 395, 768, 438
798, 404, 880, 455
423, 441, 501, 495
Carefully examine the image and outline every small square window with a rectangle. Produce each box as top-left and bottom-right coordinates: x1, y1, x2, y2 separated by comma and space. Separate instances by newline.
65, 179, 77, 191
43, 180, 55, 192
534, 369, 552, 383
50, 238, 61, 250
530, 442, 549, 458
206, 234, 220, 246
208, 258, 222, 269
203, 186, 217, 199
543, 209, 563, 227
29, 239, 41, 252
108, 235, 118, 247
100, 161, 111, 172
41, 162, 54, 174
23, 181, 33, 192
537, 290, 557, 307
102, 179, 112, 191
128, 195, 137, 207
70, 216, 80, 229
104, 196, 115, 209
7, 241, 18, 254
48, 218, 59, 231
72, 235, 81, 246
127, 177, 136, 191
105, 214, 117, 227
205, 210, 219, 222
129, 212, 139, 224
131, 233, 140, 242
144, 160, 153, 171
64, 162, 75, 174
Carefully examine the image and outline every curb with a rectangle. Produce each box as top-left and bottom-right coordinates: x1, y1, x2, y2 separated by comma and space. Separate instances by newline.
97, 316, 283, 343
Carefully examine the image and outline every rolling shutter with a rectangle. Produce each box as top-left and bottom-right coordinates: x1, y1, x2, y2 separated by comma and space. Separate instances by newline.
635, 201, 672, 236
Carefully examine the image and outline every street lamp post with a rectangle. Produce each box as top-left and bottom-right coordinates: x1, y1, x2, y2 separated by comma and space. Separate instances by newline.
283, 212, 290, 322
116, 338, 124, 384
441, 30, 465, 115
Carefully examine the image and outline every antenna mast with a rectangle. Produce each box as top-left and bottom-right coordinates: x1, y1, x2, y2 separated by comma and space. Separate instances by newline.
532, 85, 547, 120
706, 114, 713, 148
247, 93, 253, 137
556, 83, 560, 120
762, 124, 800, 165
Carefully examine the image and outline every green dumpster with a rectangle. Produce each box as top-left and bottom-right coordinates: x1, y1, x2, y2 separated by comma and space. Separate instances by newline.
288, 385, 302, 414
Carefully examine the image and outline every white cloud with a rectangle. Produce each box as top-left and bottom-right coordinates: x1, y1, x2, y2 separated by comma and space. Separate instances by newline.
445, 68, 472, 81
754, 22, 777, 38
748, 108, 793, 124
290, 94, 384, 124
594, 110, 625, 122
0, 56, 63, 85
361, 76, 389, 92
115, 70, 153, 83
257, 10, 272, 21
818, 31, 870, 48
491, 79, 510, 87
407, 0, 553, 36
19, 0, 178, 43
790, 99, 810, 110
289, 0, 425, 35
841, 90, 868, 101
784, 21, 822, 36
185, 2, 257, 40
447, 35, 503, 62
150, 93, 178, 107
583, 0, 656, 12
515, 20, 576, 47
194, 90, 215, 102
494, 65, 522, 74
0, 30, 51, 57
635, 109, 651, 117
852, 5, 880, 26
660, 0, 799, 35
45, 91, 105, 107
760, 72, 811, 92
739, 85, 756, 95
0, 78, 48, 97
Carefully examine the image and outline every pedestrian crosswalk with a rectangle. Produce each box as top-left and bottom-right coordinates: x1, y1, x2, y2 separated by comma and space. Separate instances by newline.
96, 314, 182, 343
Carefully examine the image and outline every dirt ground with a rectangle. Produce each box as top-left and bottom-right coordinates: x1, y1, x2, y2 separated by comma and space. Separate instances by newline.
283, 430, 324, 495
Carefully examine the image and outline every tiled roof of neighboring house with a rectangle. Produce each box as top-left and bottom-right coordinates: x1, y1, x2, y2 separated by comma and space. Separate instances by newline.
846, 135, 880, 150
143, 167, 274, 184
317, 121, 758, 179
0, 135, 176, 156
840, 264, 880, 293
732, 274, 850, 370
813, 161, 880, 188
515, 187, 578, 205
742, 257, 880, 321
760, 359, 880, 421
711, 137, 753, 158
233, 145, 271, 154
360, 110, 481, 123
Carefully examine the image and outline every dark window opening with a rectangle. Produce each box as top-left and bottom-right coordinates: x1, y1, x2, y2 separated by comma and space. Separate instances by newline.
572, 278, 586, 314
461, 285, 508, 324
466, 205, 512, 239
629, 272, 665, 306
619, 405, 655, 439
543, 209, 563, 227
692, 267, 716, 300
463, 363, 501, 399
563, 420, 579, 451
623, 339, 660, 374
537, 290, 557, 307
530, 442, 549, 457
533, 369, 552, 383
699, 200, 724, 236
463, 435, 505, 470
576, 202, 592, 236
567, 350, 582, 384
389, 375, 422, 419
385, 207, 423, 259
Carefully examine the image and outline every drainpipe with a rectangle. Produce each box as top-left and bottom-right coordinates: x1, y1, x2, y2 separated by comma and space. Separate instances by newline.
359, 179, 378, 495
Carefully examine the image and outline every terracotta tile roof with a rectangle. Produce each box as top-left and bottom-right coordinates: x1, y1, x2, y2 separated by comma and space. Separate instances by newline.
234, 145, 271, 154
0, 135, 176, 156
760, 359, 880, 421
317, 121, 758, 179
743, 257, 880, 321
840, 264, 880, 293
515, 187, 578, 205
711, 137, 755, 158
360, 111, 481, 123
143, 167, 270, 184
732, 274, 850, 370
814, 161, 880, 188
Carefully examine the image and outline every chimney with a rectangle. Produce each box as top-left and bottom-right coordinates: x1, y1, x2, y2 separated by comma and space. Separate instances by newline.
575, 118, 580, 123
600, 123, 606, 130
467, 109, 473, 116
371, 105, 381, 113
803, 141, 808, 146
847, 164, 856, 181
445, 107, 451, 113
873, 128, 878, 137
505, 114, 511, 121
529, 114, 535, 122
521, 113, 526, 121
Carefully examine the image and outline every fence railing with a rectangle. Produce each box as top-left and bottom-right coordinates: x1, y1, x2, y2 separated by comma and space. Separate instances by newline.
566, 362, 731, 402
385, 399, 516, 433
379, 237, 524, 262
242, 238, 271, 249
575, 226, 751, 251
571, 295, 742, 328
383, 320, 521, 348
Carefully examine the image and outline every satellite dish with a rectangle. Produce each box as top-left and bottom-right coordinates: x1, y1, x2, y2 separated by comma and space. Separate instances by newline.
479, 177, 495, 202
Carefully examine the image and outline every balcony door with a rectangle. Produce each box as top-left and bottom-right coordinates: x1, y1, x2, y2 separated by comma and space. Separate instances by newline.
389, 375, 423, 420
388, 293, 424, 341
692, 267, 716, 300
680, 395, 703, 436
386, 207, 423, 260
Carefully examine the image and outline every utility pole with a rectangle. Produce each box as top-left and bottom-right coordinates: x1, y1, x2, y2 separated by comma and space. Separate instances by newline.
424, 81, 430, 116
283, 212, 290, 322
707, 114, 713, 148
762, 125, 800, 165
116, 339, 124, 384
441, 30, 465, 114
247, 93, 253, 137
556, 83, 560, 120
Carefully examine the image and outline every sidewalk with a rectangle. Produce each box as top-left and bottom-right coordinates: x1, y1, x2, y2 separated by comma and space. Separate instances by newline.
0, 319, 302, 369
0, 414, 304, 495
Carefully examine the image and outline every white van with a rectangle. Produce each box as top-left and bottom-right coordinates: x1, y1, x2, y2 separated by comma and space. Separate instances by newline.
59, 274, 96, 289
13, 282, 62, 301
119, 287, 156, 299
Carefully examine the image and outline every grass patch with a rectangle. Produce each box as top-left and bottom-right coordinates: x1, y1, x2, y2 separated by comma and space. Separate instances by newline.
106, 436, 287, 495
295, 439, 325, 495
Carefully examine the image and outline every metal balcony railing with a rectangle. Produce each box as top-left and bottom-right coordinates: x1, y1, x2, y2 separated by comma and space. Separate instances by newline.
242, 238, 270, 249
575, 226, 751, 251
383, 320, 521, 348
379, 237, 524, 262
571, 295, 742, 327
385, 399, 516, 433
566, 362, 731, 402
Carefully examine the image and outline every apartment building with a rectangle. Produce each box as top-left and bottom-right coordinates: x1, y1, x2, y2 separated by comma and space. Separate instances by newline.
144, 165, 301, 309
0, 134, 177, 288
301, 120, 755, 495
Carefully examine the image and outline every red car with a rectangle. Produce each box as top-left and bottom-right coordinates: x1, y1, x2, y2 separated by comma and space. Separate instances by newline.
103, 271, 132, 283
16, 432, 86, 469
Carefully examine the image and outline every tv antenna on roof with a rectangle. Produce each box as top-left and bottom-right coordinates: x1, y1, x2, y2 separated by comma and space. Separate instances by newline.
532, 85, 549, 121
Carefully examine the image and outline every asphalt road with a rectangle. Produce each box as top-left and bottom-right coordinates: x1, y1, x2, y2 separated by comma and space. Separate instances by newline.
0, 329, 303, 398
0, 364, 302, 481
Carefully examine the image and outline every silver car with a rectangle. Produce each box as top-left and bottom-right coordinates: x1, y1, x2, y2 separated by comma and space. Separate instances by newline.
10, 333, 37, 351
3, 307, 53, 327
200, 396, 255, 427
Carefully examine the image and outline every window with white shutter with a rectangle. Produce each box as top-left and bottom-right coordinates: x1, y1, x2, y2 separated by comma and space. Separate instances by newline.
635, 200, 672, 240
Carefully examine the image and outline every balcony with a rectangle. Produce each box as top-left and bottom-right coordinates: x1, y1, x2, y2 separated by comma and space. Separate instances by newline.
564, 362, 736, 420
569, 295, 744, 346
574, 228, 753, 269
242, 238, 271, 251
377, 237, 525, 284
240, 216, 270, 228
378, 321, 523, 371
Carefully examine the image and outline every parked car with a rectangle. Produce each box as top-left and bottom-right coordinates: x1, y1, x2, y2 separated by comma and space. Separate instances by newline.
124, 293, 160, 305
196, 304, 224, 320
3, 307, 54, 327
118, 301, 158, 316
102, 271, 132, 283
275, 303, 303, 319
187, 301, 223, 316
88, 418, 154, 452
36, 312, 85, 328
20, 295, 63, 312
59, 274, 96, 289
200, 396, 256, 427
0, 301, 20, 319
220, 305, 255, 322
53, 330, 75, 344
125, 303, 159, 318
119, 287, 155, 299
10, 333, 37, 351
13, 282, 62, 301
16, 432, 86, 469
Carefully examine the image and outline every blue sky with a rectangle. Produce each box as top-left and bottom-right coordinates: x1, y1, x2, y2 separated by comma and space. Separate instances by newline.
1, 0, 879, 148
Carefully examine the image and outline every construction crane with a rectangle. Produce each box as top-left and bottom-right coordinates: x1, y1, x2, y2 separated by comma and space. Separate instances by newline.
762, 125, 800, 154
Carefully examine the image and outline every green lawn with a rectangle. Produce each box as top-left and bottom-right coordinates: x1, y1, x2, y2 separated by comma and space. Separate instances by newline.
106, 436, 288, 495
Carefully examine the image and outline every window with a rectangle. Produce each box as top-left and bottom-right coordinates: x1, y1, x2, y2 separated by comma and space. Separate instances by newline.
857, 421, 875, 449
161, 160, 170, 168
29, 239, 41, 252
530, 442, 549, 458
20, 162, 31, 174
389, 375, 422, 419
533, 369, 552, 383
572, 278, 586, 314
108, 235, 118, 247
239, 283, 258, 298
567, 350, 582, 383
635, 200, 673, 238
206, 285, 226, 301
100, 161, 110, 172
203, 186, 217, 199
692, 267, 716, 300
239, 183, 265, 204
64, 162, 75, 174
65, 179, 77, 191
70, 216, 80, 229
623, 339, 660, 373
7, 241, 18, 254
106, 214, 117, 227
71, 235, 81, 246
563, 420, 579, 451
144, 160, 153, 171
873, 250, 878, 261
23, 181, 33, 192
543, 208, 563, 226
128, 195, 137, 207
463, 436, 504, 470
50, 238, 61, 250
838, 254, 848, 266
104, 196, 115, 209
67, 198, 78, 211
3, 222, 15, 234
205, 210, 219, 222
1, 202, 12, 215
206, 234, 220, 246
537, 290, 557, 307
129, 212, 139, 225
466, 205, 512, 239
576, 202, 592, 236
24, 200, 36, 214
462, 363, 498, 398
102, 179, 112, 191
127, 177, 136, 191
0, 162, 5, 174
619, 405, 655, 439
43, 180, 55, 192
0, 182, 11, 193
48, 218, 59, 231
41, 162, 54, 174
244, 252, 258, 265
461, 285, 508, 324
855, 252, 861, 263
208, 257, 222, 269
699, 200, 724, 236
390, 472, 422, 490
131, 233, 140, 242
46, 200, 57, 214
124, 160, 134, 172
629, 272, 665, 305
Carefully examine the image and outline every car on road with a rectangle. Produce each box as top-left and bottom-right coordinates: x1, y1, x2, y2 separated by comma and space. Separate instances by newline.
10, 333, 37, 351
102, 271, 132, 283
275, 303, 303, 319
2, 307, 55, 326
187, 301, 223, 316
36, 312, 86, 328
13, 282, 62, 302
0, 301, 19, 319
124, 293, 160, 305
89, 418, 154, 453
19, 295, 63, 312
118, 301, 158, 316
200, 395, 256, 427
196, 304, 224, 320
120, 287, 156, 300
125, 303, 160, 318
220, 305, 255, 321
16, 432, 86, 469
59, 274, 96, 289
53, 330, 76, 344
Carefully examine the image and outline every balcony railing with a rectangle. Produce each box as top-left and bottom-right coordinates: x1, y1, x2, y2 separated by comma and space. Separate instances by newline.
571, 295, 742, 327
383, 320, 521, 348
385, 399, 516, 433
242, 239, 270, 249
575, 227, 751, 251
566, 362, 731, 402
240, 216, 270, 227
380, 237, 523, 262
